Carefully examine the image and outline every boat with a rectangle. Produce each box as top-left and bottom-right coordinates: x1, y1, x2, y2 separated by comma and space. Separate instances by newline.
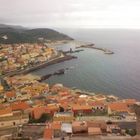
104, 51, 114, 54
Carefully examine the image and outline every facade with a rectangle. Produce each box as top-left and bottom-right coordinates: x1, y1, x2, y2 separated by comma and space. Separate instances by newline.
72, 105, 92, 116
53, 112, 74, 122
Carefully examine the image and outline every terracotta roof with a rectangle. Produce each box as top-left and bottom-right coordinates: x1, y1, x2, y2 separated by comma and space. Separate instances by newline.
46, 104, 59, 111
0, 107, 13, 116
52, 121, 61, 130
123, 99, 137, 105
44, 123, 53, 139
72, 121, 87, 127
72, 104, 92, 111
5, 91, 16, 98
88, 127, 102, 135
108, 102, 129, 112
58, 91, 69, 96
90, 101, 106, 106
11, 101, 30, 111
32, 106, 46, 119
87, 121, 107, 129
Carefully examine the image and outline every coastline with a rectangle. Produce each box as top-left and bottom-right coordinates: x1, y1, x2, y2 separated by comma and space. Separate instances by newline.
1, 53, 77, 77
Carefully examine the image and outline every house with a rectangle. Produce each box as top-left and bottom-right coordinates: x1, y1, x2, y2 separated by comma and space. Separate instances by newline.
72, 104, 92, 116
31, 106, 46, 119
87, 120, 107, 134
5, 91, 16, 102
31, 104, 59, 120
45, 104, 59, 115
44, 122, 62, 139
52, 121, 62, 138
16, 92, 31, 101
0, 107, 13, 117
108, 102, 131, 115
93, 94, 107, 101
10, 101, 30, 112
123, 99, 137, 107
44, 123, 53, 140
0, 85, 4, 93
106, 122, 121, 134
72, 121, 88, 134
0, 95, 4, 103
89, 101, 106, 111
61, 123, 72, 135
88, 127, 102, 135
53, 112, 74, 122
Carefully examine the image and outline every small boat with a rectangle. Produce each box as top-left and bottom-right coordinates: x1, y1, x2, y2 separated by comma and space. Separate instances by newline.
104, 51, 114, 54
54, 69, 65, 75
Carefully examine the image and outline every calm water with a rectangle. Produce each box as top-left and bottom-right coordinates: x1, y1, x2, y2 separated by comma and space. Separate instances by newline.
32, 29, 140, 99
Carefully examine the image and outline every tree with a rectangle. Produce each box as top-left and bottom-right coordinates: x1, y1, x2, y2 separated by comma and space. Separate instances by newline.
125, 129, 136, 136
59, 106, 64, 112
29, 113, 51, 123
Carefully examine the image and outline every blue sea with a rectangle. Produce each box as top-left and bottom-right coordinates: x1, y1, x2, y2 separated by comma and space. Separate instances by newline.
32, 28, 140, 99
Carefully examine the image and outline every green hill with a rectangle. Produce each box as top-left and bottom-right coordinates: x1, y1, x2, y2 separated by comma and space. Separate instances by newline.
0, 24, 73, 44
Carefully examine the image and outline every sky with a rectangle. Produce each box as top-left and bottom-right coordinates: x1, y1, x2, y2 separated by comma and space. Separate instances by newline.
0, 0, 140, 28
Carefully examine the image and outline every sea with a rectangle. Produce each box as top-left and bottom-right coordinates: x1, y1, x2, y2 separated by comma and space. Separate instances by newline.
32, 28, 140, 100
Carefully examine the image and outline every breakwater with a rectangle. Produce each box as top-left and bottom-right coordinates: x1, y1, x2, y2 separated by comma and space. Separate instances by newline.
77, 43, 114, 54
38, 68, 66, 82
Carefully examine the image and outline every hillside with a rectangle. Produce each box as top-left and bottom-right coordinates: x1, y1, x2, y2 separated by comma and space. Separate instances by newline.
0, 24, 73, 44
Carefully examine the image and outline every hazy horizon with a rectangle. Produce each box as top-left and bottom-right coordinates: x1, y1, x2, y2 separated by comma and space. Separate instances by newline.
0, 0, 140, 29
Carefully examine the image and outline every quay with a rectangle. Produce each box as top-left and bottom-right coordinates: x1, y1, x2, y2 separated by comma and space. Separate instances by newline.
1, 54, 77, 77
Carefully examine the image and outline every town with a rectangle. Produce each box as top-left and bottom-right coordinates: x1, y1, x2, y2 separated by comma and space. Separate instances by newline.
0, 43, 139, 140
0, 74, 140, 140
0, 43, 58, 76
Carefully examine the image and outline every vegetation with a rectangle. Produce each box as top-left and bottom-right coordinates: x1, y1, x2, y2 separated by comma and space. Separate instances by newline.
0, 24, 73, 44
125, 129, 136, 136
29, 113, 52, 123
59, 106, 65, 112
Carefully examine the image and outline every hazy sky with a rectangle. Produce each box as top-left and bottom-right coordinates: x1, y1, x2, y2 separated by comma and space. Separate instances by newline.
0, 0, 140, 28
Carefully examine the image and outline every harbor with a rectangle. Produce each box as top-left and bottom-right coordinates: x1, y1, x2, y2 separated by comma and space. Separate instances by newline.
1, 53, 77, 78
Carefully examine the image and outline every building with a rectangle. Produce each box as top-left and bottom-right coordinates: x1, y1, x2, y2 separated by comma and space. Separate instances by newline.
72, 121, 88, 134
61, 123, 72, 135
44, 123, 53, 140
108, 102, 131, 116
133, 103, 140, 136
72, 104, 92, 116
88, 127, 102, 135
5, 91, 16, 102
87, 120, 107, 134
0, 107, 13, 117
52, 121, 62, 138
53, 112, 74, 122
10, 101, 30, 113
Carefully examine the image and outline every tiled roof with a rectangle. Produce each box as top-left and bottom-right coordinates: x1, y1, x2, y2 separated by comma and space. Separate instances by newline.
11, 101, 30, 111
108, 102, 129, 112
44, 123, 53, 139
5, 91, 16, 98
0, 107, 12, 116
52, 121, 61, 130
88, 127, 102, 135
90, 101, 106, 106
72, 104, 92, 111
123, 99, 137, 105
87, 120, 106, 129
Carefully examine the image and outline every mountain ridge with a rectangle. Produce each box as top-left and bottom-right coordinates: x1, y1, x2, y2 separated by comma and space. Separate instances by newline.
0, 24, 73, 44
